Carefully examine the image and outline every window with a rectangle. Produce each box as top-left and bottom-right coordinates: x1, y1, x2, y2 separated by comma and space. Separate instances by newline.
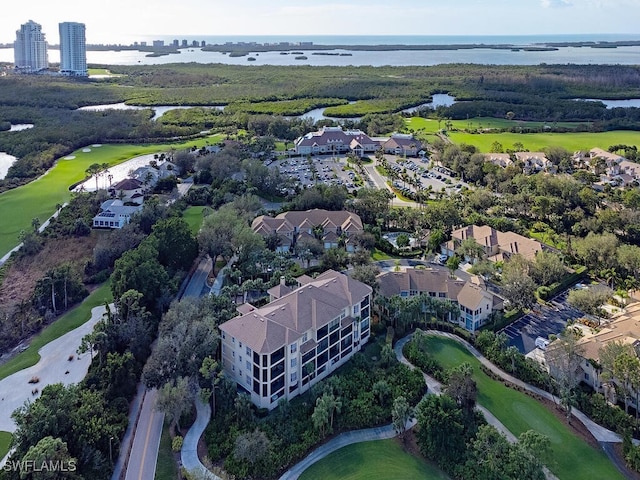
232, 337, 236, 344
329, 318, 340, 332
291, 358, 297, 368
232, 351, 235, 358
246, 361, 251, 370
302, 333, 308, 343
290, 343, 297, 354
222, 332, 226, 340
290, 372, 298, 383
239, 341, 243, 348
246, 346, 251, 356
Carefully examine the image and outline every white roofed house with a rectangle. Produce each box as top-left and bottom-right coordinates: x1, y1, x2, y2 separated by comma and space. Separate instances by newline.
92, 199, 142, 229
219, 270, 373, 409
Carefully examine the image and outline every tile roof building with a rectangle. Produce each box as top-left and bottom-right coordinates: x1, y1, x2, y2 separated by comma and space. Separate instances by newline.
219, 270, 373, 409
546, 301, 640, 406
252, 209, 363, 253
382, 134, 423, 157
378, 267, 502, 331
442, 225, 544, 263
294, 126, 378, 156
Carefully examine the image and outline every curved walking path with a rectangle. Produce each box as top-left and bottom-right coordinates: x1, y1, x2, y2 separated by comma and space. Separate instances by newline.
418, 330, 640, 480
181, 397, 219, 480
185, 330, 556, 480
420, 330, 624, 443
182, 328, 635, 480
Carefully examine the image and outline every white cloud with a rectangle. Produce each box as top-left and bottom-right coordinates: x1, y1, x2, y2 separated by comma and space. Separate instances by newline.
541, 0, 572, 7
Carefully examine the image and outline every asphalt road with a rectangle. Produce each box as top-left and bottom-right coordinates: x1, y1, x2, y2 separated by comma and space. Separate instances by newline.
183, 256, 212, 298
124, 389, 164, 480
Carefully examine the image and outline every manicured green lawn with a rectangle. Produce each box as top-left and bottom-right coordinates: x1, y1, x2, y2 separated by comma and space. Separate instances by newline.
372, 248, 394, 261
406, 116, 579, 134
299, 438, 449, 480
0, 136, 221, 258
405, 116, 640, 152
0, 431, 12, 462
154, 421, 178, 480
422, 335, 624, 480
182, 206, 207, 235
449, 130, 640, 154
0, 280, 112, 382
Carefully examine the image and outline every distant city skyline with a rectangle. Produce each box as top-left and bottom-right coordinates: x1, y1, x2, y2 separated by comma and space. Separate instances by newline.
1, 0, 640, 45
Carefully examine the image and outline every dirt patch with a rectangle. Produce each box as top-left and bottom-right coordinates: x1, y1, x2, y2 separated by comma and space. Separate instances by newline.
393, 427, 445, 473
0, 235, 97, 312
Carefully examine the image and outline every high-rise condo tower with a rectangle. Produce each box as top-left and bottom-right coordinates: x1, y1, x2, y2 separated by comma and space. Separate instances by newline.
59, 22, 87, 76
14, 20, 49, 72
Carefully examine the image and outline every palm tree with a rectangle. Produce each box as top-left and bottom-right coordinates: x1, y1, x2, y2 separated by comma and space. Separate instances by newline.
85, 163, 102, 191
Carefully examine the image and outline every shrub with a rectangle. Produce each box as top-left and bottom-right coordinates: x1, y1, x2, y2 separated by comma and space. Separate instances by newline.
171, 435, 183, 452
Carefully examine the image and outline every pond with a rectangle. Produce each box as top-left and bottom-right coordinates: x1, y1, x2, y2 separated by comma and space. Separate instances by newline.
0, 152, 17, 180
77, 103, 225, 120
575, 98, 640, 109
8, 124, 34, 131
299, 94, 457, 122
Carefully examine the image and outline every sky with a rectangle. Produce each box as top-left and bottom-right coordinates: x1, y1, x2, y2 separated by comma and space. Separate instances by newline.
2, 0, 640, 45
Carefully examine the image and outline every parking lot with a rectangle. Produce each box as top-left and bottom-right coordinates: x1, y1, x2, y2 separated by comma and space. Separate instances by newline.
500, 289, 586, 354
272, 155, 368, 192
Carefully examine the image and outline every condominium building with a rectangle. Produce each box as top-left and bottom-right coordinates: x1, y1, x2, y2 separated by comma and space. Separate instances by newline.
252, 209, 363, 253
59, 22, 87, 76
14, 20, 49, 72
377, 267, 503, 331
219, 270, 373, 409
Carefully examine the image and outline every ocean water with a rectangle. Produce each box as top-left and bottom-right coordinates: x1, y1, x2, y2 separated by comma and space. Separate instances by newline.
128, 33, 640, 47
1, 34, 639, 66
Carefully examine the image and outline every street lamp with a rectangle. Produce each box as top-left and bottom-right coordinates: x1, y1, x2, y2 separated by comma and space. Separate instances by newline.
109, 436, 114, 466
